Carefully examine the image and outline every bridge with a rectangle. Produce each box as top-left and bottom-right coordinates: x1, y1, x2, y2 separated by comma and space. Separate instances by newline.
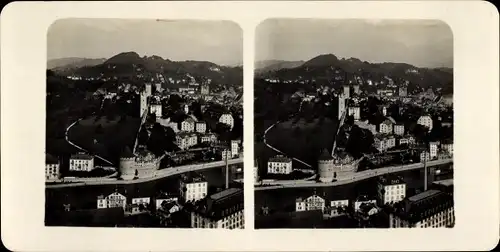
254, 158, 452, 191
46, 157, 244, 188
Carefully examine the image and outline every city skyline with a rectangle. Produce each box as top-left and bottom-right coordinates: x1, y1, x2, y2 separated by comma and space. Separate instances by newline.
256, 19, 453, 68
47, 19, 243, 66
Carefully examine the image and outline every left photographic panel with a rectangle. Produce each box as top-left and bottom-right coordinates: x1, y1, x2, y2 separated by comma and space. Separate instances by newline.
45, 18, 244, 229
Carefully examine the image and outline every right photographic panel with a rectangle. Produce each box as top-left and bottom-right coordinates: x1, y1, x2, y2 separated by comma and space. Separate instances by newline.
253, 19, 454, 229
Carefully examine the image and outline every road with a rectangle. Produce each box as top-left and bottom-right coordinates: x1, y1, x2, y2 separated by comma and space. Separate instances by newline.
46, 157, 244, 188
65, 118, 114, 165
255, 158, 452, 190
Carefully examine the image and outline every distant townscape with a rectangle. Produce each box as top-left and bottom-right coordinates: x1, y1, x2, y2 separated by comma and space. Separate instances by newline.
46, 20, 244, 228
254, 52, 454, 229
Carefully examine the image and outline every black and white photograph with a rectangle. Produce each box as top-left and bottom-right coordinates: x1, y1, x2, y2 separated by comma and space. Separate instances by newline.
45, 19, 244, 228
254, 19, 454, 229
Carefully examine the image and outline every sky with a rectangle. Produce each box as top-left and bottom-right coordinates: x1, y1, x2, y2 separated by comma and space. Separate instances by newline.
256, 19, 453, 68
47, 19, 243, 66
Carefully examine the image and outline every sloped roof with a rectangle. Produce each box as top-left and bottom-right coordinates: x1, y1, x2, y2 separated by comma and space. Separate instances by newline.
46, 153, 59, 164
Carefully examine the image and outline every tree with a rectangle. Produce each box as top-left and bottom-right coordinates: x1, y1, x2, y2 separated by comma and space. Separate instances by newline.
95, 125, 104, 134
334, 172, 337, 179
135, 169, 138, 177
138, 128, 149, 145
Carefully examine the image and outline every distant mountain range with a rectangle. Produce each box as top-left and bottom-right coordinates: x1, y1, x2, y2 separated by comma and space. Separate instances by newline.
255, 60, 305, 73
256, 53, 453, 91
48, 52, 243, 87
47, 57, 107, 70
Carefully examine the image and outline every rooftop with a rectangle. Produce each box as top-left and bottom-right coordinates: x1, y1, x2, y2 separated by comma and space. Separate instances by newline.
268, 155, 292, 163
183, 118, 196, 124
408, 189, 441, 202
121, 146, 135, 158
318, 149, 333, 161
192, 187, 243, 221
70, 153, 94, 160
378, 175, 405, 186
180, 172, 206, 184
432, 179, 454, 187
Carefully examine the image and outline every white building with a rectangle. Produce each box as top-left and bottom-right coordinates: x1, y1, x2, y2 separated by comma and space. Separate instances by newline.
231, 140, 240, 158
150, 103, 162, 118
220, 149, 231, 160
441, 141, 453, 156
132, 197, 151, 206
338, 94, 346, 120
379, 119, 393, 134
343, 85, 350, 98
200, 133, 218, 144
394, 124, 405, 136
191, 188, 244, 229
155, 194, 179, 210
69, 153, 94, 172
354, 196, 377, 212
181, 118, 196, 132
145, 83, 152, 97
348, 106, 361, 120
97, 192, 127, 209
374, 135, 396, 152
399, 135, 415, 146
417, 115, 433, 132
176, 133, 197, 150
219, 113, 234, 130
155, 83, 162, 93
179, 172, 208, 203
420, 151, 431, 163
45, 154, 60, 180
296, 194, 326, 212
389, 190, 455, 228
377, 176, 406, 205
195, 121, 207, 133
429, 141, 440, 159
267, 155, 293, 174
184, 104, 190, 114
140, 91, 148, 117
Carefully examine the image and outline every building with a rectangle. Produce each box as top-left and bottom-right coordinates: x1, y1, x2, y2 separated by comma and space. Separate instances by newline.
296, 194, 326, 212
399, 135, 415, 146
184, 104, 190, 114
267, 155, 293, 174
353, 85, 360, 95
155, 83, 162, 93
69, 153, 94, 172
181, 118, 196, 132
179, 172, 208, 202
337, 94, 346, 120
420, 151, 431, 163
354, 195, 377, 212
373, 135, 396, 152
191, 188, 244, 229
200, 132, 218, 144
201, 84, 210, 95
221, 149, 232, 160
97, 191, 127, 209
45, 153, 60, 180
119, 147, 162, 180
441, 140, 453, 156
150, 103, 162, 119
131, 197, 151, 206
176, 132, 198, 150
231, 140, 240, 158
219, 113, 234, 130
399, 86, 407, 97
417, 115, 433, 132
195, 121, 207, 133
377, 175, 406, 205
145, 83, 152, 97
394, 124, 405, 136
429, 141, 440, 159
379, 119, 393, 134
389, 189, 455, 228
140, 91, 148, 117
155, 193, 179, 210
348, 106, 361, 120
343, 85, 350, 98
